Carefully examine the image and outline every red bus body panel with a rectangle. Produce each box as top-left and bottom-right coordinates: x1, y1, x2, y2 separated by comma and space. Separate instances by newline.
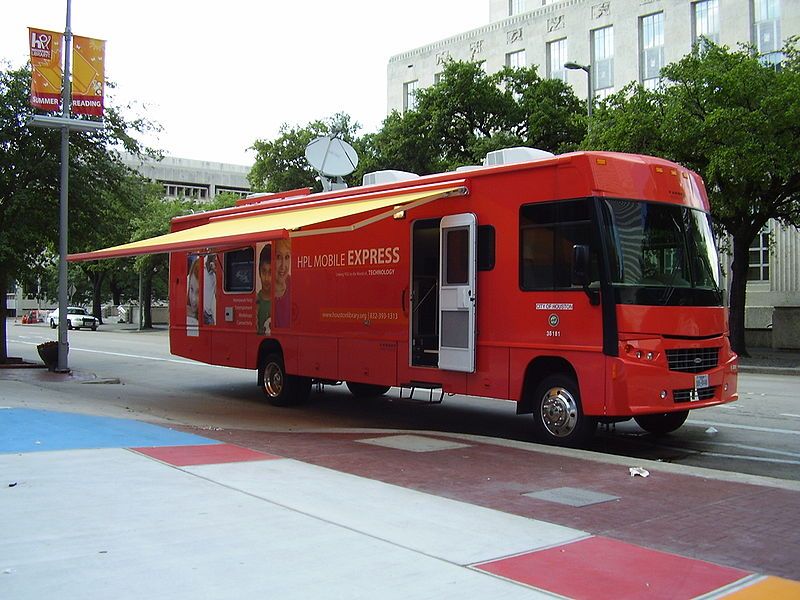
169, 151, 738, 418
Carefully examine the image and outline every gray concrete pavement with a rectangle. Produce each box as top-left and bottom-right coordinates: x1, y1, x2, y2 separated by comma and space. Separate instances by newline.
2, 359, 800, 598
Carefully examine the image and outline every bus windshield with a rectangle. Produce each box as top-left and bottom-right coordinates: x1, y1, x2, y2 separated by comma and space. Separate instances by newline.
601, 199, 723, 307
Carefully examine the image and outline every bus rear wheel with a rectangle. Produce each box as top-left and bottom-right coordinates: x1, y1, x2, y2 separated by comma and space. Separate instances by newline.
261, 352, 311, 407
532, 374, 596, 447
346, 382, 391, 398
634, 411, 689, 435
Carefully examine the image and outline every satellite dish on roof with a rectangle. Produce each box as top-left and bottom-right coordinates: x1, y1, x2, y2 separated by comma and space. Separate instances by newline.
305, 135, 359, 191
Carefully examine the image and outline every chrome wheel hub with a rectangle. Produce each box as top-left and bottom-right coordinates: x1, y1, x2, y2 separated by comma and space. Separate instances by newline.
540, 387, 578, 438
264, 363, 284, 397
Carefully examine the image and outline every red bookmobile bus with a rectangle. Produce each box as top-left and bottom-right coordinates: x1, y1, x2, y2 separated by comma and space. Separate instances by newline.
71, 148, 738, 446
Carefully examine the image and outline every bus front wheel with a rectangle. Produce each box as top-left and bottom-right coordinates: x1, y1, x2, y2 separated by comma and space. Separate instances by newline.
532, 374, 596, 447
261, 353, 311, 407
634, 411, 689, 435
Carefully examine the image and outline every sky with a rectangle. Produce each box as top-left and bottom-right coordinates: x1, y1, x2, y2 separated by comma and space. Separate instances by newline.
2, 1, 488, 166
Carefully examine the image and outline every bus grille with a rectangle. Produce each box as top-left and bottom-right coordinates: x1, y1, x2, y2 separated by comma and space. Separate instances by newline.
673, 386, 716, 403
665, 348, 719, 373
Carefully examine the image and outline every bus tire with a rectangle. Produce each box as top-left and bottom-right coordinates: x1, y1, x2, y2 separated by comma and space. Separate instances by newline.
261, 352, 311, 407
346, 382, 390, 398
634, 410, 689, 435
532, 374, 596, 447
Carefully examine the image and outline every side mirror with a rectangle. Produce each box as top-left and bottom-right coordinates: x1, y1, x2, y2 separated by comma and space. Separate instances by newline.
572, 244, 590, 286
572, 244, 600, 306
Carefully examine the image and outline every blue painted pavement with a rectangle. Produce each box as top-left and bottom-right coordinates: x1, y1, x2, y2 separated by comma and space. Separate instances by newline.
0, 408, 218, 453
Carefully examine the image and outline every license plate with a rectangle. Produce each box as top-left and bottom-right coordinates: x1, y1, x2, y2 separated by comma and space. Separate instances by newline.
694, 374, 709, 389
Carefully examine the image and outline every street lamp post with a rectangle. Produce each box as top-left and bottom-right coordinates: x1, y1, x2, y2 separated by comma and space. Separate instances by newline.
564, 61, 593, 118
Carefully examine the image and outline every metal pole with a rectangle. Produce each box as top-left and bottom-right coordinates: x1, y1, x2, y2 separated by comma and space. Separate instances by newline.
56, 0, 73, 372
138, 271, 143, 330
587, 66, 593, 119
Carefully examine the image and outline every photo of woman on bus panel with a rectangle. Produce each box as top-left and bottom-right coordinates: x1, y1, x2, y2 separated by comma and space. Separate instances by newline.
273, 238, 291, 328
256, 243, 272, 335
186, 255, 201, 335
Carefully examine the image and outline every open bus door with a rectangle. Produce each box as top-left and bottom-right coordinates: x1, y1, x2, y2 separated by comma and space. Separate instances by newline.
438, 213, 477, 372
410, 213, 477, 372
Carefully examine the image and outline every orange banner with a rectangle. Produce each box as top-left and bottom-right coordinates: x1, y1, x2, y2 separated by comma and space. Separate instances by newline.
71, 35, 105, 116
28, 28, 63, 112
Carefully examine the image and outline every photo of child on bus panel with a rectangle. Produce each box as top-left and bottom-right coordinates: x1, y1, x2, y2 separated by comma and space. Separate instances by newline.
187, 256, 201, 326
203, 253, 218, 325
273, 238, 291, 328
256, 244, 271, 335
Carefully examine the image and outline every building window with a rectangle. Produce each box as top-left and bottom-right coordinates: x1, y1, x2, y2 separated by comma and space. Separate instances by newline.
547, 38, 567, 81
434, 72, 443, 85
591, 26, 614, 99
693, 0, 720, 46
163, 183, 210, 199
748, 225, 770, 281
506, 49, 526, 69
640, 12, 665, 90
216, 188, 249, 199
403, 80, 418, 112
509, 0, 525, 16
753, 0, 782, 67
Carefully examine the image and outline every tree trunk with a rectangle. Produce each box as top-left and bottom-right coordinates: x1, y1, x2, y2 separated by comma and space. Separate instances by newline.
0, 265, 8, 363
142, 270, 154, 329
91, 270, 106, 324
728, 233, 751, 357
110, 276, 122, 306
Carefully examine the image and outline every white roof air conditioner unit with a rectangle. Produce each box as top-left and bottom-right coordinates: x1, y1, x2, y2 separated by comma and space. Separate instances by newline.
362, 170, 420, 187
483, 147, 555, 167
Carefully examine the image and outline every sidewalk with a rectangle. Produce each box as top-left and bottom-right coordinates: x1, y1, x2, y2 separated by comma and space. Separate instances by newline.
736, 347, 800, 376
1, 373, 799, 598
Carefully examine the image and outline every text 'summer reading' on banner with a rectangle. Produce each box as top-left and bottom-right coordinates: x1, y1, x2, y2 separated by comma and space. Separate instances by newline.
28, 28, 63, 112
71, 35, 105, 117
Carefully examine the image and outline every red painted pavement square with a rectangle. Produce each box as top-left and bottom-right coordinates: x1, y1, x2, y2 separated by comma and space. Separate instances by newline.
132, 443, 282, 466
475, 536, 750, 600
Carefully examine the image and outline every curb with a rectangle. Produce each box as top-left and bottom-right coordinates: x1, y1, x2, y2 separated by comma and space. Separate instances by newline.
738, 365, 800, 377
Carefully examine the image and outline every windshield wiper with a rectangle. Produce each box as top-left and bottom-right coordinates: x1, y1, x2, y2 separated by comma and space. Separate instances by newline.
660, 286, 677, 306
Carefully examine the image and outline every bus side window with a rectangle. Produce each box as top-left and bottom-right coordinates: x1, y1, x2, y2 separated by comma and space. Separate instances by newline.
477, 225, 496, 271
224, 247, 255, 293
520, 200, 596, 291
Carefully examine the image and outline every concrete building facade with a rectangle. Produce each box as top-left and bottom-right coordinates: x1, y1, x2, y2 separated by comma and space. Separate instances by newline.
387, 0, 800, 347
388, 0, 798, 111
120, 154, 251, 202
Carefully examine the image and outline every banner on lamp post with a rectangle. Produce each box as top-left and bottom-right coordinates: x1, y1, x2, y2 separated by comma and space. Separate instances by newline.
28, 27, 63, 112
71, 35, 105, 116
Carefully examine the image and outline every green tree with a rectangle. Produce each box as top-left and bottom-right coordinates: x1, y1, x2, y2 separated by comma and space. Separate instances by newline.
72, 174, 162, 323
498, 65, 586, 153
0, 64, 157, 361
130, 194, 195, 328
249, 113, 361, 193
360, 60, 585, 176
584, 41, 800, 355
127, 190, 239, 328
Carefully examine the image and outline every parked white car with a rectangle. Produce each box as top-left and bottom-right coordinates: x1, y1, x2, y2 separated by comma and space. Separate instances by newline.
49, 307, 99, 331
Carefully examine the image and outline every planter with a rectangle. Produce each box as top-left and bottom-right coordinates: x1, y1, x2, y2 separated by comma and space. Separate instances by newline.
37, 341, 66, 371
